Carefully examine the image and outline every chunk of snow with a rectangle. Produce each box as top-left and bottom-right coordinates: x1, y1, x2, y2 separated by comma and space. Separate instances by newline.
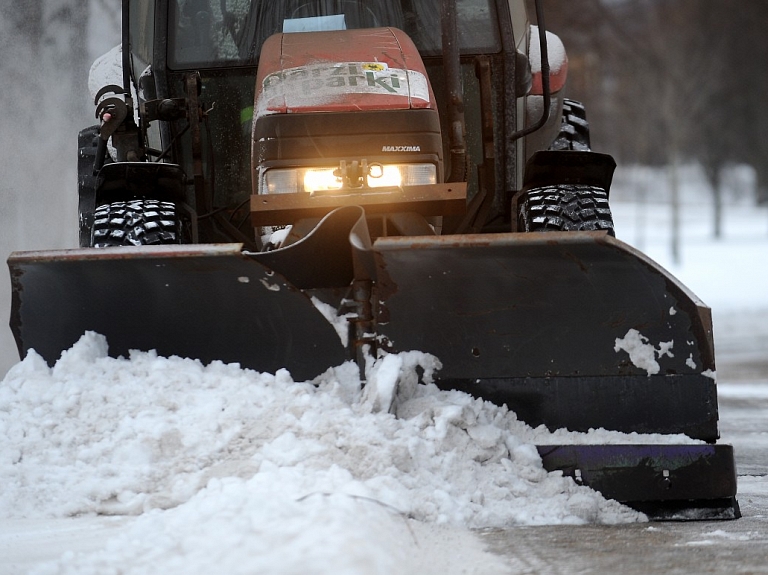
310, 296, 354, 347
267, 226, 291, 248
361, 352, 403, 413
657, 340, 674, 359
259, 278, 280, 291
614, 329, 661, 375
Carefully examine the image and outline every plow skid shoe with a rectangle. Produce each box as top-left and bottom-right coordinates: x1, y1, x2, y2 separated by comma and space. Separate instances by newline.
536, 444, 740, 520
8, 244, 348, 380
373, 231, 720, 440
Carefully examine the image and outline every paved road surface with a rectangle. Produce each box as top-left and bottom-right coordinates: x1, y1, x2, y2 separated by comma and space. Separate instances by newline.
483, 311, 768, 573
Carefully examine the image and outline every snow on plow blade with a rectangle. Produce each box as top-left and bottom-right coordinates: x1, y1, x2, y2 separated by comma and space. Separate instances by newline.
8, 244, 348, 381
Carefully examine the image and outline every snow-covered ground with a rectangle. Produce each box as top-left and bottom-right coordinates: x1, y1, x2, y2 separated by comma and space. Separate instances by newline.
611, 170, 768, 381
1, 169, 767, 573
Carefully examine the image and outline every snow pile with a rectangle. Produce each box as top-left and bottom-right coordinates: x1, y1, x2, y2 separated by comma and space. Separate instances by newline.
2, 333, 647, 529
8, 332, 722, 572
32, 478, 515, 575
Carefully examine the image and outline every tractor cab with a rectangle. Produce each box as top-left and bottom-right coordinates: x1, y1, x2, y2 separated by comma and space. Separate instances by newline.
114, 0, 555, 246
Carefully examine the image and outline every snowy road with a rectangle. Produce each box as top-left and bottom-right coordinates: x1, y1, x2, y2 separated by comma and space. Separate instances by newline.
479, 395, 768, 575
1, 311, 766, 574
482, 308, 768, 574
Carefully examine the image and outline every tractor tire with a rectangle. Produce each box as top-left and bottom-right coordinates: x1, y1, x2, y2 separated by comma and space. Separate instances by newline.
91, 199, 183, 247
518, 184, 615, 235
78, 125, 102, 247
550, 99, 591, 151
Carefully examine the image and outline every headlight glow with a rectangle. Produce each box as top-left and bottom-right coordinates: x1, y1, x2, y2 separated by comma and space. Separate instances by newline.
303, 168, 343, 192
262, 163, 437, 195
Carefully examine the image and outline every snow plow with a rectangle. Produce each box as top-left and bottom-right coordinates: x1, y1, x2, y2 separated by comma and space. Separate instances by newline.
8, 0, 738, 519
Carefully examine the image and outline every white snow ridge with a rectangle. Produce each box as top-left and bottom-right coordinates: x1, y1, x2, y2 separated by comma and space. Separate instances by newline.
2, 332, 647, 574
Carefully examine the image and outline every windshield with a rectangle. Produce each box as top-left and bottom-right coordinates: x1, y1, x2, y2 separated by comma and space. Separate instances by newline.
169, 0, 501, 69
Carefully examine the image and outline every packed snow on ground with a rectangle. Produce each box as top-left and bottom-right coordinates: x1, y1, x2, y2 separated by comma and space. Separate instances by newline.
1, 329, 680, 574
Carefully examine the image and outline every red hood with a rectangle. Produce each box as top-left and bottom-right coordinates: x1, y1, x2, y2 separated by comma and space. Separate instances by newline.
254, 27, 435, 117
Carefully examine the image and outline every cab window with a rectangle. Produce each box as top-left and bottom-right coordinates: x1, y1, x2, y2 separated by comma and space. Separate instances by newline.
168, 0, 501, 69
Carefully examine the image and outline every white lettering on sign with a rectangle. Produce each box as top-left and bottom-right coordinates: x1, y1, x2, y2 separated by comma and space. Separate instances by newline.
259, 62, 430, 107
382, 145, 421, 152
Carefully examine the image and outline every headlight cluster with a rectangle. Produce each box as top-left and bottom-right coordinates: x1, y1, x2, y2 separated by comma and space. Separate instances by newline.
263, 163, 437, 194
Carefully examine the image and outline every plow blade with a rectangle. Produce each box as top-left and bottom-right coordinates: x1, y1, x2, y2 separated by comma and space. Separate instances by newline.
536, 444, 740, 520
373, 231, 719, 440
8, 244, 348, 380
7, 209, 738, 520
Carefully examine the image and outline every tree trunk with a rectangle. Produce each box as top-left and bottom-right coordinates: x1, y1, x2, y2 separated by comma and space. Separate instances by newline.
703, 163, 723, 239
712, 171, 723, 239
669, 156, 681, 265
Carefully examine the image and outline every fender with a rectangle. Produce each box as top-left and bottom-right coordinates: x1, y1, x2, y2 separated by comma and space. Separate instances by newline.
528, 25, 568, 95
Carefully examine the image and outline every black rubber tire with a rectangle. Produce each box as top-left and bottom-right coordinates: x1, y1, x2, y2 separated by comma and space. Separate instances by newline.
518, 184, 615, 235
550, 99, 591, 152
91, 199, 182, 247
78, 126, 101, 247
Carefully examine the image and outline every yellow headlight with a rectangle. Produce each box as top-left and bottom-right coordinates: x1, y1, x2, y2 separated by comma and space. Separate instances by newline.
303, 168, 343, 192
262, 164, 437, 194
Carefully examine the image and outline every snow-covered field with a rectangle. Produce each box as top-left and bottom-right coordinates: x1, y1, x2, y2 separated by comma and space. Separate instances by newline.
1, 167, 767, 573
611, 170, 768, 315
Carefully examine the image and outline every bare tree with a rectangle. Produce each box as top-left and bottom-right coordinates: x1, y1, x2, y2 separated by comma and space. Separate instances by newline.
727, 2, 768, 206
539, 0, 766, 245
